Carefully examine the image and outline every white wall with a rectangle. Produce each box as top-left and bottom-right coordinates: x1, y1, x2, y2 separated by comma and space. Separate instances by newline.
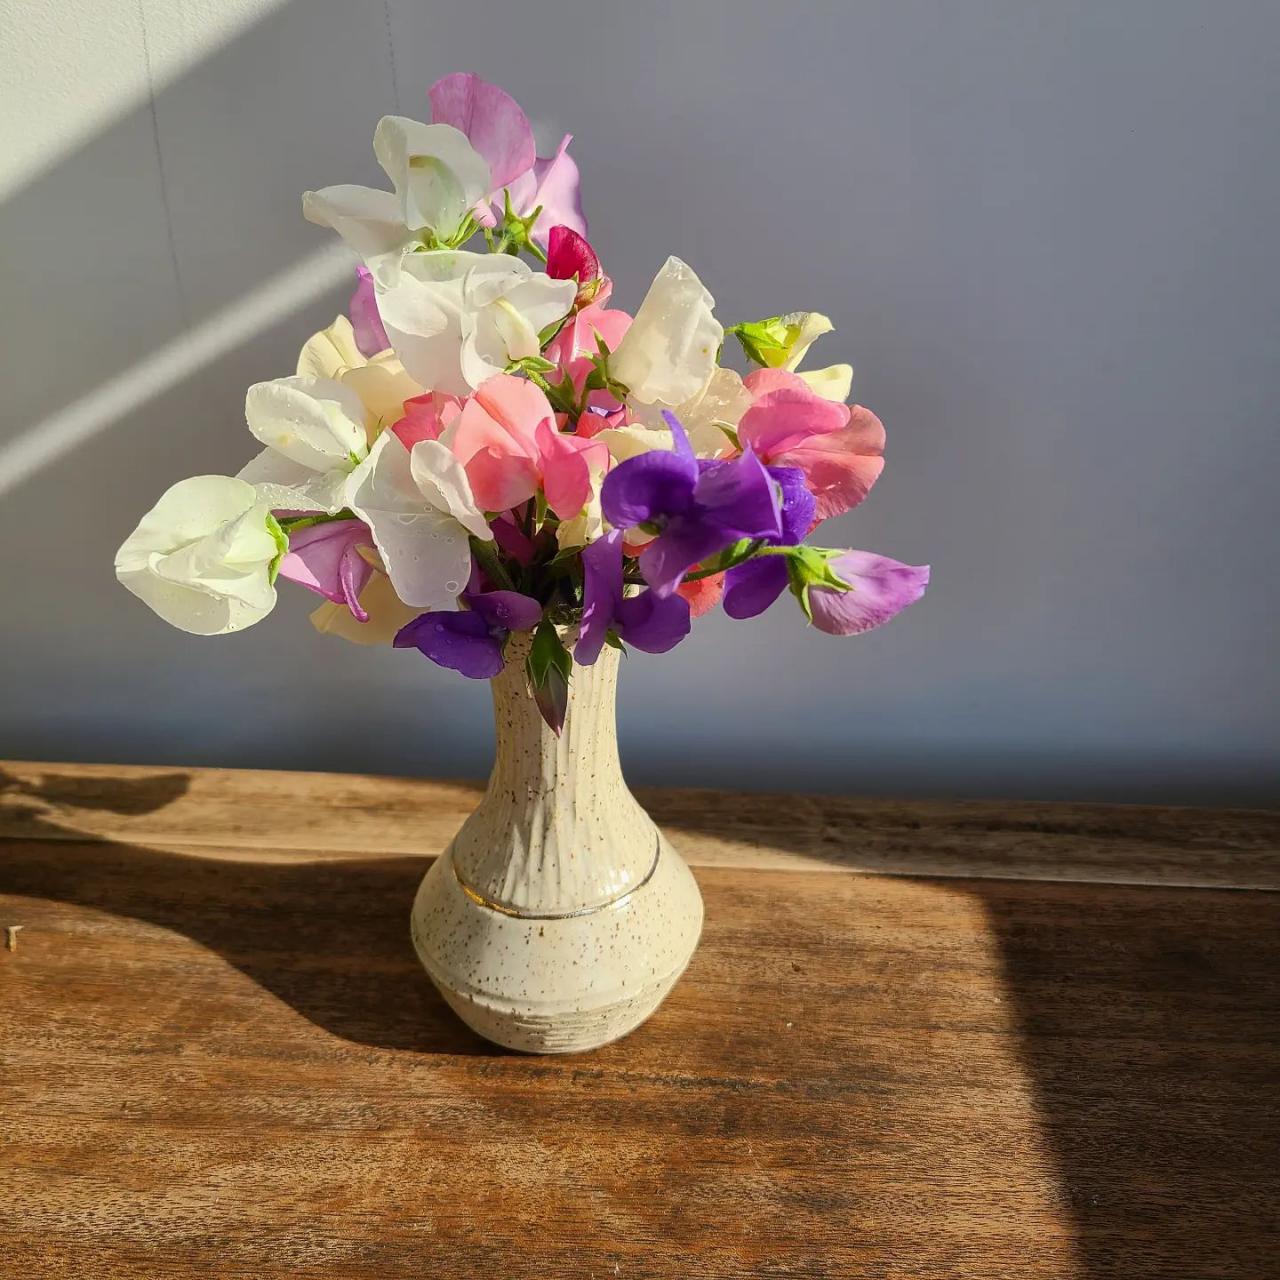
2, 0, 1277, 804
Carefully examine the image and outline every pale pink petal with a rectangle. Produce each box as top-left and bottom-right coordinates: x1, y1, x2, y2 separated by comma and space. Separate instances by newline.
465, 448, 539, 513
808, 552, 929, 636
510, 134, 586, 250
774, 406, 886, 520
428, 72, 535, 190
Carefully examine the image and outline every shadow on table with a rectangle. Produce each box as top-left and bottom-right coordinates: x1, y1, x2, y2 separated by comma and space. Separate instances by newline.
974, 877, 1279, 1278
0, 766, 491, 1056
5, 767, 1278, 1276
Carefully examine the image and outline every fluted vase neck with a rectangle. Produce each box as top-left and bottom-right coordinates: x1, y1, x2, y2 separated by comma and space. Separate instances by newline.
448, 641, 658, 916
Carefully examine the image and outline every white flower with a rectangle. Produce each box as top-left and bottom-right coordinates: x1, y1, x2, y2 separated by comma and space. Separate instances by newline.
797, 363, 854, 402
237, 375, 374, 513
375, 250, 575, 396
609, 256, 723, 408
346, 434, 492, 609
115, 476, 284, 636
303, 116, 491, 281
297, 315, 423, 428
628, 366, 751, 456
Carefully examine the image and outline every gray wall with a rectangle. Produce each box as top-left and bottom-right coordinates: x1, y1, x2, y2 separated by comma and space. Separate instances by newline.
2, 1, 1277, 805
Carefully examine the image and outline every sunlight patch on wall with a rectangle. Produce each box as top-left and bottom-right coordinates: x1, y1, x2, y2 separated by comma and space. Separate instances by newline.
0, 244, 351, 495
0, 0, 290, 201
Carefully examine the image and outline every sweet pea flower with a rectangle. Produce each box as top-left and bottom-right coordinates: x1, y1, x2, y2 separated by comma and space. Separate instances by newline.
237, 375, 375, 513
277, 519, 377, 620
310, 570, 420, 646
574, 530, 692, 665
545, 226, 601, 303
115, 475, 284, 636
303, 116, 491, 281
390, 390, 464, 449
609, 257, 722, 409
446, 373, 608, 518
349, 266, 389, 357
628, 366, 751, 457
730, 310, 853, 404
806, 551, 930, 636
295, 314, 423, 438
395, 586, 543, 679
375, 250, 575, 395
428, 73, 586, 250
600, 412, 782, 596
722, 467, 816, 619
738, 367, 885, 522
505, 134, 587, 249
347, 433, 493, 610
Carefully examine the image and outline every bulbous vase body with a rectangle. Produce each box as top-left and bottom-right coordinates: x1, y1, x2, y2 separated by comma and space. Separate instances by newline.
410, 643, 703, 1053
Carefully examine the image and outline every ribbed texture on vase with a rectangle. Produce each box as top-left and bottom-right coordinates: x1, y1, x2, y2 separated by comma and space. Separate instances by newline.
449, 640, 658, 914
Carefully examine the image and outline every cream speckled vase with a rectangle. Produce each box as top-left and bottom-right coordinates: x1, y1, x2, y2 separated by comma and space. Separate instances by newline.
410, 640, 703, 1053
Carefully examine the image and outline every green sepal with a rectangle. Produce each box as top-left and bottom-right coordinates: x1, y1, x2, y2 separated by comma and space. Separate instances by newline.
603, 631, 627, 656
507, 354, 558, 376
264, 512, 289, 585
781, 545, 855, 621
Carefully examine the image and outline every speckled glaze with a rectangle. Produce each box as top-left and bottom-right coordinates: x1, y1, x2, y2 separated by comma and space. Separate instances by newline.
410, 639, 704, 1053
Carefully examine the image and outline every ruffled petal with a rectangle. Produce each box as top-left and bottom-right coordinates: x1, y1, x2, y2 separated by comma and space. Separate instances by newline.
346, 434, 472, 609
723, 556, 789, 620
615, 588, 692, 653
394, 610, 505, 679
244, 376, 369, 473
600, 448, 697, 529
428, 73, 536, 192
808, 552, 930, 636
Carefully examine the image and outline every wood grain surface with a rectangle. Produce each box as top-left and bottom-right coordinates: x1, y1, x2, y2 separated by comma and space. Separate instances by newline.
2, 761, 1278, 1278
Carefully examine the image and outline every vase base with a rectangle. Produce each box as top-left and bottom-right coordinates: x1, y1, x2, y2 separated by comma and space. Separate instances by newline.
410, 836, 703, 1054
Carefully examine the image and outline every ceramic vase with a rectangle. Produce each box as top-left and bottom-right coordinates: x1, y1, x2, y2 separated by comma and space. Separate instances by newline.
410, 639, 703, 1053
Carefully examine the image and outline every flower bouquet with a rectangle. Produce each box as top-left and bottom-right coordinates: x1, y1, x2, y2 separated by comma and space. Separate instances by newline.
115, 73, 929, 1052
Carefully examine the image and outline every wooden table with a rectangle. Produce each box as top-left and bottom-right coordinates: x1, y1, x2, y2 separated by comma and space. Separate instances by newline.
2, 761, 1277, 1278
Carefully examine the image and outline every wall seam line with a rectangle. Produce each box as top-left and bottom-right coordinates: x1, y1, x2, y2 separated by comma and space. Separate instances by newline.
136, 0, 190, 330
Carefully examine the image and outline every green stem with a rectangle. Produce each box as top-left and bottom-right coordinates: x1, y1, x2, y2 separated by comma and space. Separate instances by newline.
469, 535, 517, 591
681, 538, 768, 583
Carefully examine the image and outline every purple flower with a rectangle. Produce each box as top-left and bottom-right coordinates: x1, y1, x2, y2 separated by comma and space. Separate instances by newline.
277, 519, 375, 620
808, 552, 930, 635
722, 466, 815, 619
575, 530, 692, 666
600, 412, 782, 596
349, 266, 389, 358
395, 589, 542, 679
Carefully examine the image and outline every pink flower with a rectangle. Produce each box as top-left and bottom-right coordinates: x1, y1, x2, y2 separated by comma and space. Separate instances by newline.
448, 374, 608, 517
738, 368, 885, 523
349, 266, 389, 357
428, 73, 585, 250
544, 297, 632, 367
428, 72, 535, 191
546, 226, 601, 306
808, 551, 929, 635
278, 520, 376, 621
391, 391, 464, 449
